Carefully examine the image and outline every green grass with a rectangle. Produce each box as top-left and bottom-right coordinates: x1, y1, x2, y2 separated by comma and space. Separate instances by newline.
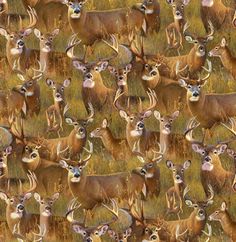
1, 0, 236, 241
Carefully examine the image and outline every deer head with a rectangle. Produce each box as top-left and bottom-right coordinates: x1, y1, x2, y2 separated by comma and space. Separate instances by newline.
166, 0, 190, 20
59, 141, 93, 183
0, 0, 8, 14
90, 118, 109, 138
0, 7, 37, 56
46, 78, 71, 103
34, 192, 60, 217
139, 0, 157, 15
114, 89, 157, 138
178, 60, 212, 102
209, 201, 229, 222
65, 103, 94, 140
0, 146, 12, 178
166, 160, 191, 184
108, 228, 132, 242
208, 37, 228, 58
183, 185, 214, 221
154, 111, 179, 135
22, 144, 41, 167
0, 172, 37, 220
61, 0, 88, 19
34, 28, 59, 53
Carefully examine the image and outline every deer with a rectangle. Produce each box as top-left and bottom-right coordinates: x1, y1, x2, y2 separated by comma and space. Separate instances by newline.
33, 192, 60, 239
209, 37, 236, 80
59, 141, 157, 212
21, 0, 68, 31
184, 118, 236, 197
165, 0, 190, 53
66, 198, 119, 242
209, 201, 236, 242
165, 160, 191, 219
90, 118, 133, 161
0, 146, 12, 179
200, 0, 235, 32
0, 61, 45, 120
66, 35, 118, 113
45, 78, 71, 137
156, 186, 213, 242
0, 172, 38, 240
21, 144, 69, 195
0, 7, 38, 73
59, 0, 157, 55
28, 102, 94, 161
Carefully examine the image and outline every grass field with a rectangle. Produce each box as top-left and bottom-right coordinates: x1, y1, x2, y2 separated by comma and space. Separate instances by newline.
1, 0, 236, 241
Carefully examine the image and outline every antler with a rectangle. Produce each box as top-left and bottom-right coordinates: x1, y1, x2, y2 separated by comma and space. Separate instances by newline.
24, 7, 37, 31
19, 171, 37, 195
206, 184, 214, 202
102, 198, 119, 220
200, 59, 212, 81
32, 60, 46, 80
184, 118, 201, 144
221, 117, 236, 136
101, 34, 119, 62
66, 34, 84, 61
129, 199, 146, 225
139, 89, 157, 114
128, 33, 146, 62
205, 20, 214, 39
80, 140, 93, 163
86, 102, 94, 122
175, 224, 188, 241
66, 198, 82, 224
113, 88, 129, 112
176, 61, 189, 80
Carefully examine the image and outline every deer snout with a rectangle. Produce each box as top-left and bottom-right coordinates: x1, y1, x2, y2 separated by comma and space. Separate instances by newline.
204, 156, 211, 162
30, 152, 38, 159
150, 70, 157, 76
141, 4, 147, 11
0, 158, 3, 163
86, 237, 92, 242
45, 206, 51, 212
137, 122, 145, 129
74, 173, 80, 178
74, 8, 80, 14
17, 204, 24, 211
150, 234, 158, 240
192, 92, 199, 97
140, 168, 147, 175
17, 40, 24, 48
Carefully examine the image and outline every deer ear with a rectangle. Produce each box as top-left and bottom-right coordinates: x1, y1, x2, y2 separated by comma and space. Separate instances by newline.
72, 224, 85, 235
59, 160, 68, 169
125, 63, 132, 72
17, 74, 25, 82
185, 35, 194, 43
192, 144, 204, 154
183, 0, 190, 5
24, 193, 32, 200
221, 37, 227, 47
183, 160, 191, 170
108, 65, 116, 74
65, 118, 74, 125
21, 28, 32, 37
108, 229, 116, 238
63, 78, 71, 87
178, 79, 187, 88
166, 160, 174, 169
154, 110, 161, 121
96, 61, 109, 72
142, 110, 152, 119
46, 78, 55, 87
125, 227, 132, 237
171, 110, 180, 120
102, 118, 108, 128
73, 60, 86, 72
227, 148, 235, 158
0, 192, 8, 202
119, 110, 129, 121
97, 225, 109, 236
5, 146, 12, 155
221, 202, 227, 211
51, 28, 60, 37
206, 36, 214, 42
217, 144, 227, 154
52, 192, 60, 202
0, 28, 8, 38
34, 193, 41, 203
34, 28, 41, 39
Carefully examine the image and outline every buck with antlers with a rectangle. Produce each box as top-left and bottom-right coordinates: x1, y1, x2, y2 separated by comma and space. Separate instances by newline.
200, 0, 236, 31
66, 198, 119, 242
165, 159, 191, 219
209, 201, 236, 242
21, 144, 69, 195
0, 7, 38, 73
0, 172, 38, 240
185, 118, 236, 196
165, 0, 190, 53
29, 103, 94, 161
0, 61, 44, 120
45, 78, 71, 137
66, 35, 120, 112
59, 142, 155, 211
209, 37, 236, 80
90, 118, 133, 161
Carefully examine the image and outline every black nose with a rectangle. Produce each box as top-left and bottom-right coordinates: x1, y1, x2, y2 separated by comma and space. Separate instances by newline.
74, 173, 80, 178
56, 93, 61, 98
165, 124, 171, 129
138, 123, 144, 129
199, 210, 204, 215
79, 128, 84, 133
18, 205, 24, 210
31, 153, 37, 159
0, 158, 3, 163
141, 168, 147, 175
20, 87, 26, 93
45, 206, 51, 211
119, 76, 124, 80
86, 238, 92, 242
45, 42, 51, 47
205, 156, 211, 162
151, 71, 157, 76
18, 41, 24, 46
199, 46, 204, 51
151, 235, 158, 240
176, 175, 180, 180
74, 9, 80, 14
86, 73, 92, 79
176, 11, 180, 16
193, 92, 199, 97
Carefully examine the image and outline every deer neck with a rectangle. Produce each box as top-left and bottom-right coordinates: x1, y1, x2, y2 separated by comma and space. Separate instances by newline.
188, 212, 206, 235
6, 43, 24, 68
187, 92, 205, 118
118, 85, 129, 96
100, 129, 117, 152
142, 75, 160, 90
40, 214, 51, 235
40, 51, 49, 72
159, 129, 170, 153
219, 47, 235, 71
54, 100, 65, 114
174, 18, 185, 32
69, 10, 86, 34
174, 181, 185, 196
188, 47, 206, 72
220, 212, 236, 237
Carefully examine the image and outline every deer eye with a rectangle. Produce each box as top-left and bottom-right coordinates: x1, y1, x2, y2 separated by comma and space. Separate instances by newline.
194, 205, 198, 208
198, 85, 201, 89
123, 71, 127, 75
145, 228, 149, 233
213, 150, 218, 154
61, 87, 64, 91
173, 169, 176, 172
96, 128, 99, 131
187, 85, 192, 89
215, 47, 219, 50
40, 37, 44, 41
25, 146, 29, 151
160, 119, 164, 122
83, 232, 86, 236
49, 37, 53, 41
130, 117, 134, 122
41, 201, 44, 204
69, 1, 73, 6
169, 119, 173, 123
28, 81, 33, 86
69, 166, 73, 170
94, 67, 99, 71
10, 35, 14, 39
94, 231, 99, 235
79, 166, 83, 171
148, 163, 153, 168
181, 169, 184, 173
10, 199, 14, 203
50, 201, 53, 205
145, 64, 149, 69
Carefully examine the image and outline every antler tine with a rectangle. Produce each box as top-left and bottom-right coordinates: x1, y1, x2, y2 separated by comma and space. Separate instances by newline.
221, 117, 236, 136
66, 198, 82, 224
19, 179, 23, 194
184, 118, 201, 144
176, 61, 189, 80
33, 224, 46, 242
176, 224, 188, 240
201, 59, 212, 81
132, 139, 146, 162
7, 15, 11, 32
86, 102, 94, 121
24, 171, 37, 194
24, 6, 37, 30
206, 184, 214, 202
129, 199, 145, 225
183, 186, 190, 199
13, 58, 24, 75
206, 20, 214, 38
66, 35, 82, 60
102, 34, 119, 61
82, 140, 93, 162
202, 223, 212, 241
113, 88, 126, 111
102, 199, 119, 219
183, 21, 190, 34
32, 60, 46, 80
57, 142, 70, 160
18, 15, 23, 32
142, 88, 157, 113
152, 142, 166, 163
13, 222, 26, 241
